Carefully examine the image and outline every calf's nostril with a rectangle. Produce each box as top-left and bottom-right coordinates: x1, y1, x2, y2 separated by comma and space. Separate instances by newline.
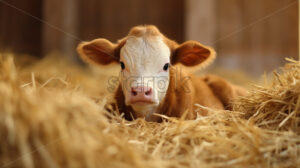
145, 88, 152, 96
131, 88, 138, 96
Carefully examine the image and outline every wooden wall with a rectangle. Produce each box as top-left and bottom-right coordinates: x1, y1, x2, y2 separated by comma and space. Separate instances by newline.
0, 0, 298, 76
0, 0, 43, 56
42, 0, 184, 60
186, 0, 298, 75
0, 0, 184, 58
78, 0, 185, 43
42, 0, 80, 59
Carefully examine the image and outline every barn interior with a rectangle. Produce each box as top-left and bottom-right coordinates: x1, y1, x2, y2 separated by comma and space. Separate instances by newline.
0, 0, 299, 167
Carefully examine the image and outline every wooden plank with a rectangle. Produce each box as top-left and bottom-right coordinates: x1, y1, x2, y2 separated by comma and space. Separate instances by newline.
185, 0, 217, 45
42, 0, 79, 60
241, 0, 267, 75
214, 0, 298, 76
214, 0, 245, 71
0, 0, 43, 56
138, 0, 185, 43
78, 0, 184, 43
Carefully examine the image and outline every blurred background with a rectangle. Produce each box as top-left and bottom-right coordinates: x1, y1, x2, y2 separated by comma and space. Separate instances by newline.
0, 0, 298, 77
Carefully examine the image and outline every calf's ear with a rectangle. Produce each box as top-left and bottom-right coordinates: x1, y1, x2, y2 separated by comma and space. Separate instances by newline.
171, 41, 216, 68
77, 38, 120, 65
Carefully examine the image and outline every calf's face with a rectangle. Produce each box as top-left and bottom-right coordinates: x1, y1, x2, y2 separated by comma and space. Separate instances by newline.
77, 25, 216, 116
120, 35, 170, 108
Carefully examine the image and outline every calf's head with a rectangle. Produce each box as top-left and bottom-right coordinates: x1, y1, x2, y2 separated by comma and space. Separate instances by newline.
77, 25, 215, 114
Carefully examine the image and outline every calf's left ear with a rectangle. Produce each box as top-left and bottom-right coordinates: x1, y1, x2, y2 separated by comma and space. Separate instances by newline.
171, 41, 216, 68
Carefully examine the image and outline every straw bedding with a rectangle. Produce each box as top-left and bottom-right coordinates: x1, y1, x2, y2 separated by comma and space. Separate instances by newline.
0, 53, 299, 168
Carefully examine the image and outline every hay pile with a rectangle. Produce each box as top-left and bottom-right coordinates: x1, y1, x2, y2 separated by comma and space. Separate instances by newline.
0, 53, 299, 168
234, 59, 300, 133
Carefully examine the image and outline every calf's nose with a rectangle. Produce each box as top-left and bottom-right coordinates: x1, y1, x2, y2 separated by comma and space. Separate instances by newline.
131, 86, 152, 96
130, 86, 153, 103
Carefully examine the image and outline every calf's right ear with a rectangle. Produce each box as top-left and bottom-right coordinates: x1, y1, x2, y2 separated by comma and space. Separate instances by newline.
77, 38, 120, 65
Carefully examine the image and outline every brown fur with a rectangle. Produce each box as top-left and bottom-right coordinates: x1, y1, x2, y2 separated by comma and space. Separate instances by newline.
115, 67, 245, 122
128, 25, 161, 37
77, 25, 247, 122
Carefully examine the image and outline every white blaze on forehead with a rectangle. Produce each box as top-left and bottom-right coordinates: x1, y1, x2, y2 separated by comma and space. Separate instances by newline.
120, 35, 170, 75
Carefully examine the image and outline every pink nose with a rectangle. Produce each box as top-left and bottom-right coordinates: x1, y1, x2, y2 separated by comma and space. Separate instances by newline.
130, 86, 153, 104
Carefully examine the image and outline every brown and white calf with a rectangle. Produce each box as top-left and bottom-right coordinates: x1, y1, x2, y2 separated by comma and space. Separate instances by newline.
77, 25, 246, 122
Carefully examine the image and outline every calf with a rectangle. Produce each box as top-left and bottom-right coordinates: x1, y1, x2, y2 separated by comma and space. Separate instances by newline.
77, 25, 246, 122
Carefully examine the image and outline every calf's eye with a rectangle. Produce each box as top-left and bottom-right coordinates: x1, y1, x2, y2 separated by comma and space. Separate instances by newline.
163, 63, 169, 71
120, 61, 125, 70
